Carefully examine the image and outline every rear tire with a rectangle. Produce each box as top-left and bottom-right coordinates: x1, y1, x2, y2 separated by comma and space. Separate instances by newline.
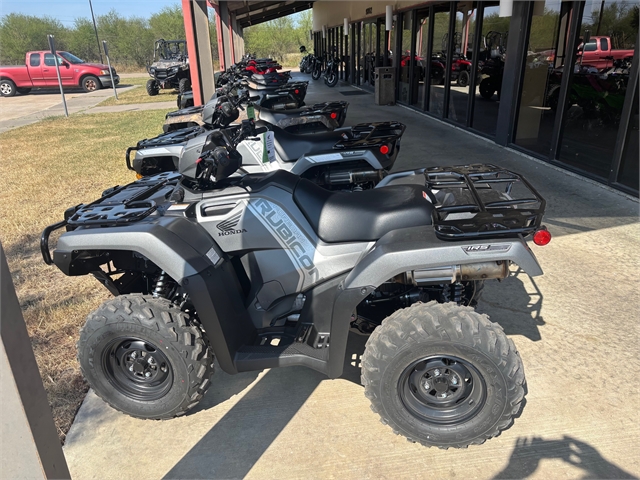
81, 75, 101, 93
178, 78, 191, 95
361, 301, 525, 449
146, 79, 160, 96
77, 295, 214, 419
0, 79, 17, 97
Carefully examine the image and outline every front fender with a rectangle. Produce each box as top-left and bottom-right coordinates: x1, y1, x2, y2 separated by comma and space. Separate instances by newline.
53, 216, 218, 283
343, 226, 543, 290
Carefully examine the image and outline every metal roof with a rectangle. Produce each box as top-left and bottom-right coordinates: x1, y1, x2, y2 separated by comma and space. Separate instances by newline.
225, 1, 314, 28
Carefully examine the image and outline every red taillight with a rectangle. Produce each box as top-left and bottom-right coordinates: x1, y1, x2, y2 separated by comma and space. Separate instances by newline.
533, 227, 551, 246
330, 112, 337, 119
379, 145, 390, 155
294, 89, 300, 94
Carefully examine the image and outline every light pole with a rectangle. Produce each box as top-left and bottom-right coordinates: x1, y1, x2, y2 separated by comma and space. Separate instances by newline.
89, 0, 104, 64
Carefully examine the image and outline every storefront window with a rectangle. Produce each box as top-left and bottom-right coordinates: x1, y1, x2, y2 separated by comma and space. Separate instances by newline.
447, 6, 476, 125
429, 8, 450, 116
514, 1, 566, 154
558, 0, 637, 178
412, 8, 431, 109
472, 3, 511, 136
618, 81, 639, 191
398, 11, 415, 104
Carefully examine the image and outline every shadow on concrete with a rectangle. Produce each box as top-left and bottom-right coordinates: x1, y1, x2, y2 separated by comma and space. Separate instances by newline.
162, 331, 368, 479
493, 435, 638, 479
477, 269, 545, 342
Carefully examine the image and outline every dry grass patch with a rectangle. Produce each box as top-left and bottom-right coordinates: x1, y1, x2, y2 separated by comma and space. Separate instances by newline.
0, 109, 170, 441
101, 76, 180, 106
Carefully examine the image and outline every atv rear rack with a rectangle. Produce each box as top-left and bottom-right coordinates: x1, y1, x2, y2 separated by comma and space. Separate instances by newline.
41, 173, 181, 264
425, 164, 545, 240
126, 126, 205, 170
333, 122, 406, 149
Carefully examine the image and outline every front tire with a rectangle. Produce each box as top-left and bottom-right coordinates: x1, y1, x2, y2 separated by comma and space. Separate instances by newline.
479, 78, 495, 99
0, 79, 17, 97
82, 75, 101, 92
457, 70, 470, 88
312, 66, 322, 80
146, 79, 160, 96
178, 77, 191, 94
325, 71, 339, 87
77, 295, 214, 419
361, 301, 525, 449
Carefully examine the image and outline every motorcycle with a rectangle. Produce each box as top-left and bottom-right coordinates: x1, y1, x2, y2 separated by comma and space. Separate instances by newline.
324, 48, 340, 87
41, 118, 550, 449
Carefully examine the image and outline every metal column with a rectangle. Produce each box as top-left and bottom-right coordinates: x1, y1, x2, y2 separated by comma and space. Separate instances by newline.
182, 0, 215, 106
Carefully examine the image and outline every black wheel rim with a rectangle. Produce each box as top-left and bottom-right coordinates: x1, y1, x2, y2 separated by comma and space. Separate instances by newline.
102, 337, 173, 401
398, 355, 486, 425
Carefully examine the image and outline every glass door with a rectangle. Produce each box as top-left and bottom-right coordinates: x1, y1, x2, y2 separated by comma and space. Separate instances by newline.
447, 6, 476, 125
412, 8, 431, 109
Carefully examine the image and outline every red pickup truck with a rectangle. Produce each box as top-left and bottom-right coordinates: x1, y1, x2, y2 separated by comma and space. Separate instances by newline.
578, 36, 635, 70
0, 51, 119, 97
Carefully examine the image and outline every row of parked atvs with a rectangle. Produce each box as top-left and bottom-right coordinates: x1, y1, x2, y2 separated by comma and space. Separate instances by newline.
41, 54, 551, 449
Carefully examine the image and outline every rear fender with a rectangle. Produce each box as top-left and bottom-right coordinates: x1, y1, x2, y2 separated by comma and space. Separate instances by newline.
343, 226, 543, 290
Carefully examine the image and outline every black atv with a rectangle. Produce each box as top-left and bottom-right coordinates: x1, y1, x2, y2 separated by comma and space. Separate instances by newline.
147, 39, 191, 96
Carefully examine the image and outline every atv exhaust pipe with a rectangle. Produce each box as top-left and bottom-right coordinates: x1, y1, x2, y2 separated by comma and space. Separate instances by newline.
408, 261, 509, 285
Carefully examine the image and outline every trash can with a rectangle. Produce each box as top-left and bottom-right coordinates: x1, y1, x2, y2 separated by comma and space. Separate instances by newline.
375, 67, 395, 105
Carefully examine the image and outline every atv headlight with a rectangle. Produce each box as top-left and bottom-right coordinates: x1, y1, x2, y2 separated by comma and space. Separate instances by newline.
150, 68, 156, 73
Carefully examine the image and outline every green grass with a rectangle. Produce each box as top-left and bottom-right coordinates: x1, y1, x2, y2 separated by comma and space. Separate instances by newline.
0, 108, 171, 441
100, 76, 180, 106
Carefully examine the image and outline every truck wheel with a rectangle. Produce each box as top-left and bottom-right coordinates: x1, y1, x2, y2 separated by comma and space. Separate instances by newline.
146, 79, 160, 96
77, 295, 214, 419
178, 78, 191, 94
457, 70, 470, 88
361, 301, 526, 449
82, 75, 101, 92
0, 79, 17, 97
17, 87, 31, 95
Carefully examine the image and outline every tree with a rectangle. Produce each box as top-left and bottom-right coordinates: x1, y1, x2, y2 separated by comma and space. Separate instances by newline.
0, 14, 68, 65
149, 5, 185, 40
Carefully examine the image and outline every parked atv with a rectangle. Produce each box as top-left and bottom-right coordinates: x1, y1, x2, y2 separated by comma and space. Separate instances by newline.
146, 39, 191, 96
42, 119, 550, 449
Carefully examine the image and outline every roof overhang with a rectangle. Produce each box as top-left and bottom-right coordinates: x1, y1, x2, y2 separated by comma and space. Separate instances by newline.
223, 1, 315, 28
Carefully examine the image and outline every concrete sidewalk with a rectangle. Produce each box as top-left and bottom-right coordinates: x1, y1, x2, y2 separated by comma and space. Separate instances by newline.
0, 84, 174, 133
63, 74, 639, 479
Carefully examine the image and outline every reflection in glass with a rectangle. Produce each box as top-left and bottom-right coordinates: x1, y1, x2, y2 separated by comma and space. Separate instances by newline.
559, 0, 636, 178
447, 8, 476, 124
398, 11, 414, 104
618, 81, 638, 191
429, 9, 450, 116
514, 1, 564, 154
412, 8, 431, 108
472, 4, 511, 136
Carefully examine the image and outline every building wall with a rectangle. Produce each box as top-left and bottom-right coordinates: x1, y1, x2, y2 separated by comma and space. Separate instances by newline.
312, 0, 427, 30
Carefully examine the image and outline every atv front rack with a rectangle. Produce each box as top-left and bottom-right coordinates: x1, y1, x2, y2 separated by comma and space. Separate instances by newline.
41, 173, 181, 265
426, 164, 545, 240
333, 122, 406, 149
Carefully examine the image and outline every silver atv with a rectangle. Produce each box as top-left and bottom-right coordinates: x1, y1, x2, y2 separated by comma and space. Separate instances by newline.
42, 120, 551, 449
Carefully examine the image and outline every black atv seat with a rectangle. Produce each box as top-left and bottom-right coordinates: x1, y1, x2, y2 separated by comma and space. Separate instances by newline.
293, 179, 434, 243
256, 106, 308, 128
266, 124, 345, 162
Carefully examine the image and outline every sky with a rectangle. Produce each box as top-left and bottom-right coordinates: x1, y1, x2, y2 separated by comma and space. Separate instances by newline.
0, 0, 183, 27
